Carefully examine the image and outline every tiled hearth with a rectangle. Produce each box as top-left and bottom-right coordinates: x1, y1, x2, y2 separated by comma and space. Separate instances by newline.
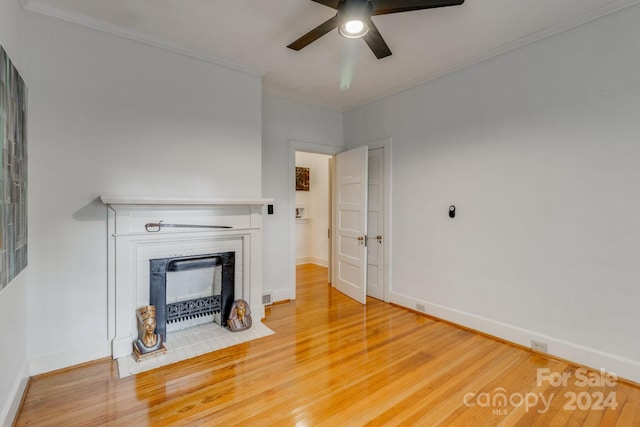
101, 197, 272, 359
117, 321, 274, 378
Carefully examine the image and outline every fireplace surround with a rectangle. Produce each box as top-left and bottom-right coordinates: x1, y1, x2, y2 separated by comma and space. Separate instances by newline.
101, 196, 272, 359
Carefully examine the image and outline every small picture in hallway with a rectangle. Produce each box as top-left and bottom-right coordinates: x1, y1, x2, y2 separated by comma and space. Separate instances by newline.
296, 167, 309, 191
0, 46, 28, 290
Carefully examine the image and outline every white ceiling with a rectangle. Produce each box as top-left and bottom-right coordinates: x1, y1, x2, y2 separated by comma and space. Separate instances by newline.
21, 0, 640, 111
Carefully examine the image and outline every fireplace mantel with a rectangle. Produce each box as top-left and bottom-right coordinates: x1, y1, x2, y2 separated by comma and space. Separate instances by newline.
102, 196, 272, 358
100, 196, 273, 207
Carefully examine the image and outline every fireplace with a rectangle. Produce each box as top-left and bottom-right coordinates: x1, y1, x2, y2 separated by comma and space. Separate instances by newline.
150, 252, 235, 339
102, 196, 272, 359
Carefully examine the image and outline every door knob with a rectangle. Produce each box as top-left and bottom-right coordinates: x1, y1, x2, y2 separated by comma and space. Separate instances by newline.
376, 235, 383, 244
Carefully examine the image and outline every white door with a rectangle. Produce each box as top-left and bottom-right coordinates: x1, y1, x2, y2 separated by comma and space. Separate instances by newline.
366, 148, 384, 300
335, 146, 368, 304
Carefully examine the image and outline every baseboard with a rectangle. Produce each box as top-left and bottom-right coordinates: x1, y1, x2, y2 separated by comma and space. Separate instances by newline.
389, 290, 640, 384
296, 256, 312, 265
270, 287, 294, 303
1, 360, 28, 427
28, 339, 110, 376
308, 257, 328, 268
296, 257, 328, 267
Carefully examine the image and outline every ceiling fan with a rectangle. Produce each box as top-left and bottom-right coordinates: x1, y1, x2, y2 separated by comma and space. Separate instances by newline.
287, 0, 465, 59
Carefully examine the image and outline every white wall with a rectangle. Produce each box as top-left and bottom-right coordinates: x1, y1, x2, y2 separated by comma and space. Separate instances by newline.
295, 152, 331, 266
22, 11, 263, 374
262, 93, 343, 302
0, 1, 29, 424
295, 218, 312, 262
344, 5, 640, 381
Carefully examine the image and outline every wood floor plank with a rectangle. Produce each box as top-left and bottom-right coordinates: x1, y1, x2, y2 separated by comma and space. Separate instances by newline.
15, 264, 640, 426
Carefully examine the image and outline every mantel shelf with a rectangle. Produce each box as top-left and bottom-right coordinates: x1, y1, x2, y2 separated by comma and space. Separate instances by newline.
100, 196, 273, 206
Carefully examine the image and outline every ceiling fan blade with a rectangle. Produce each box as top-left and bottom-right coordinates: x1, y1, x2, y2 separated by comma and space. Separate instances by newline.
311, 0, 341, 9
287, 15, 340, 51
363, 20, 392, 59
372, 0, 464, 16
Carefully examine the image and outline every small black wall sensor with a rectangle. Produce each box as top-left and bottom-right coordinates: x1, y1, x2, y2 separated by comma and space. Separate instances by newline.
449, 205, 455, 218
267, 204, 274, 215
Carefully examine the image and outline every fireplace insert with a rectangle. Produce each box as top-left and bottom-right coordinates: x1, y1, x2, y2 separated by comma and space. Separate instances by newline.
149, 252, 235, 340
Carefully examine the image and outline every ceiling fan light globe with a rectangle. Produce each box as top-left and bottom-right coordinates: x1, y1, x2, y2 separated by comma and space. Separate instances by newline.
339, 20, 369, 39
345, 20, 364, 34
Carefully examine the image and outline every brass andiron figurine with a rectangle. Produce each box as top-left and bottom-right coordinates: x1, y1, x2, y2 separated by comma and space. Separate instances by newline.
227, 299, 252, 332
133, 305, 166, 361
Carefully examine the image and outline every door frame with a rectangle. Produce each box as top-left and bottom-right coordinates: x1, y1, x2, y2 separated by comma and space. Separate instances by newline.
287, 138, 392, 303
288, 140, 343, 300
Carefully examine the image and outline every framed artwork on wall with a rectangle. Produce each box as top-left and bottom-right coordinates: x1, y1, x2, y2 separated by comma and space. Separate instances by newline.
296, 167, 310, 191
0, 46, 28, 290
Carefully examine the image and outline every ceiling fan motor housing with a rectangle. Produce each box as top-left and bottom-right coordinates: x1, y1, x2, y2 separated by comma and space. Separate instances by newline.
338, 0, 373, 30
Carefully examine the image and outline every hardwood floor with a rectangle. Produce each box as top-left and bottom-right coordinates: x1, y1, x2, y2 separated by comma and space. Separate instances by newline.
15, 264, 640, 426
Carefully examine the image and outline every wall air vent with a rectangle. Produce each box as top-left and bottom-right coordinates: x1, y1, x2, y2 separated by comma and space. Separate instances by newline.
262, 292, 273, 306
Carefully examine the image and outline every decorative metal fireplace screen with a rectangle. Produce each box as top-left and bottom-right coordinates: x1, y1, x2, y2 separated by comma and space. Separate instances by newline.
150, 252, 235, 340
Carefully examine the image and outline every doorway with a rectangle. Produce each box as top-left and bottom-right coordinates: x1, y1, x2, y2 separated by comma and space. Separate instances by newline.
288, 140, 390, 303
294, 152, 332, 281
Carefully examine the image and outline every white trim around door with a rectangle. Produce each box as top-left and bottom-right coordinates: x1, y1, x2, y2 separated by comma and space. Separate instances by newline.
288, 140, 344, 300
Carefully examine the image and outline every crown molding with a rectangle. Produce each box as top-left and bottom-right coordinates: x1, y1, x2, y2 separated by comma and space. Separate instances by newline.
343, 0, 640, 111
20, 1, 265, 77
